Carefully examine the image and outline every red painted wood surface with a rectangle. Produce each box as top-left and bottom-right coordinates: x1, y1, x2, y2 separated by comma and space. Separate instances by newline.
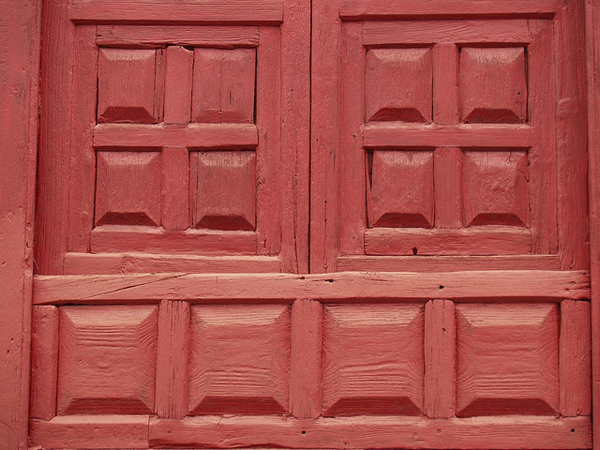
0, 0, 596, 449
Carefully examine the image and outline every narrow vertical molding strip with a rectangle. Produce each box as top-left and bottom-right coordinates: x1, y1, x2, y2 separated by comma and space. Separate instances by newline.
164, 46, 193, 124
30, 306, 60, 420
156, 300, 191, 419
424, 299, 456, 418
434, 148, 462, 229
559, 300, 591, 416
162, 147, 190, 230
433, 43, 459, 125
290, 299, 323, 418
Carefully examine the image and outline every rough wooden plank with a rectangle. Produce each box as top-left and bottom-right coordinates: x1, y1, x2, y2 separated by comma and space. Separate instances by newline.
585, 0, 600, 447
560, 300, 592, 416
341, 0, 557, 20
363, 123, 532, 148
29, 416, 150, 449
156, 301, 190, 419
29, 306, 59, 420
434, 148, 462, 228
71, 0, 284, 24
32, 270, 590, 304
161, 147, 190, 230
365, 227, 532, 256
363, 20, 530, 46
424, 300, 455, 418
337, 255, 562, 272
164, 46, 192, 124
96, 25, 260, 48
93, 123, 258, 150
0, 0, 40, 447
148, 415, 590, 449
432, 44, 458, 125
290, 299, 323, 418
90, 225, 257, 255
63, 252, 281, 274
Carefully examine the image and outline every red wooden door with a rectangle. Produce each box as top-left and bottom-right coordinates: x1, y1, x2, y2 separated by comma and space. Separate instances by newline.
28, 0, 592, 449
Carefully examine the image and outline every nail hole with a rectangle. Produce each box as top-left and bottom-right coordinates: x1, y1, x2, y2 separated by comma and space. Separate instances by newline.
412, 247, 418, 255
439, 285, 444, 290
302, 431, 306, 435
571, 429, 575, 433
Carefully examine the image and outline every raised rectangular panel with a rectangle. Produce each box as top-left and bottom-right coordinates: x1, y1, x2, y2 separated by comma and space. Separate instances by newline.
191, 151, 256, 231
57, 306, 158, 415
322, 304, 424, 416
97, 48, 159, 124
95, 151, 162, 226
460, 47, 527, 124
456, 303, 559, 417
463, 150, 529, 227
188, 305, 290, 415
366, 48, 432, 123
367, 150, 434, 228
192, 48, 256, 124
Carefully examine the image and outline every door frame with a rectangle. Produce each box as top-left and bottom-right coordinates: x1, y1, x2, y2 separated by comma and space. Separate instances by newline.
1, 0, 600, 449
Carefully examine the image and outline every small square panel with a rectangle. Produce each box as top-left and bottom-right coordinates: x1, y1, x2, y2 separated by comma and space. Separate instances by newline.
366, 48, 432, 123
191, 151, 256, 231
460, 47, 527, 124
95, 151, 162, 226
463, 150, 529, 227
322, 304, 424, 416
97, 48, 158, 124
368, 150, 434, 228
189, 305, 290, 415
57, 306, 158, 415
456, 304, 559, 417
192, 48, 256, 124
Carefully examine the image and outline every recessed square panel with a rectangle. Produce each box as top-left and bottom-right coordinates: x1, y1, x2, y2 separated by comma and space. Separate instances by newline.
460, 47, 527, 124
95, 151, 162, 227
367, 150, 434, 228
57, 306, 158, 415
192, 48, 256, 124
456, 304, 559, 417
322, 304, 424, 416
189, 305, 290, 415
191, 151, 256, 231
463, 150, 529, 227
97, 48, 158, 124
366, 48, 432, 123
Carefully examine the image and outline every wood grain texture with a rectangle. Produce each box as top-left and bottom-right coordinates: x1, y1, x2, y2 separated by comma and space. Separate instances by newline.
340, 0, 557, 19
585, 0, 600, 447
336, 255, 562, 272
432, 45, 458, 124
96, 25, 260, 47
57, 306, 158, 415
93, 123, 258, 150
90, 225, 257, 255
30, 416, 150, 449
156, 301, 190, 419
33, 271, 590, 304
364, 123, 532, 148
29, 306, 59, 420
365, 227, 532, 256
322, 304, 424, 416
434, 148, 462, 228
424, 300, 455, 418
161, 147, 190, 230
63, 252, 281, 274
363, 20, 530, 46
71, 0, 284, 24
0, 0, 39, 447
164, 46, 193, 124
456, 304, 559, 416
559, 300, 591, 416
290, 299, 322, 418
189, 305, 290, 415
148, 415, 591, 449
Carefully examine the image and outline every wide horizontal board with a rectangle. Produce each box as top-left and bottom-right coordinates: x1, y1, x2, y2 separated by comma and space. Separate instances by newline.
96, 25, 260, 47
363, 124, 532, 148
33, 270, 590, 304
30, 415, 591, 450
341, 0, 556, 20
93, 123, 259, 149
365, 227, 531, 256
337, 255, 561, 272
363, 20, 530, 46
91, 226, 256, 255
71, 0, 283, 24
64, 252, 281, 274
